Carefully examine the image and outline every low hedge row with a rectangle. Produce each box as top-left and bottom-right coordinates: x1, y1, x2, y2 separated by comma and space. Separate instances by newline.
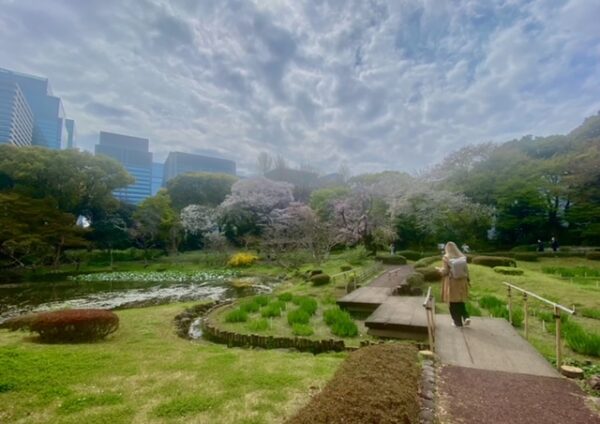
310, 274, 331, 286
414, 256, 439, 268
395, 250, 422, 261
513, 253, 538, 262
472, 256, 516, 268
493, 266, 524, 276
414, 266, 441, 282
375, 254, 407, 265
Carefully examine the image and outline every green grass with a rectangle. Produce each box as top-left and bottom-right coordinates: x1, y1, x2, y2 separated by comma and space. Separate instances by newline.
0, 303, 345, 423
225, 308, 248, 323
323, 307, 358, 337
291, 324, 314, 337
246, 318, 270, 332
287, 309, 310, 326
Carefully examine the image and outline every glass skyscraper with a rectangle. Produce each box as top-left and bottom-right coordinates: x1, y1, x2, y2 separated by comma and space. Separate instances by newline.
0, 68, 74, 149
0, 79, 34, 147
95, 131, 153, 204
151, 162, 164, 196
163, 151, 236, 184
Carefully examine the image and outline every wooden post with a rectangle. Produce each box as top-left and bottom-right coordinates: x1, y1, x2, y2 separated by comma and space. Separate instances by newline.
555, 306, 562, 370
507, 285, 513, 325
523, 293, 529, 340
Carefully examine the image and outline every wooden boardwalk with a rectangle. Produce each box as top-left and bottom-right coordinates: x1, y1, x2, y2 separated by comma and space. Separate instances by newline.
364, 296, 428, 340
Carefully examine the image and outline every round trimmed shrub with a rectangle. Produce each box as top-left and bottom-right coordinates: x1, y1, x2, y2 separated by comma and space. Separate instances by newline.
287, 309, 310, 325
414, 256, 439, 268
375, 254, 407, 265
406, 272, 424, 286
396, 250, 422, 261
340, 265, 352, 272
493, 266, 524, 276
514, 253, 538, 262
310, 273, 331, 286
586, 252, 600, 261
472, 256, 516, 268
2, 309, 119, 343
414, 266, 441, 282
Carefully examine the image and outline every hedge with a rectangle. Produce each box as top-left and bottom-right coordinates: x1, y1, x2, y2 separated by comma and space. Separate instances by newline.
375, 254, 407, 265
396, 250, 422, 261
405, 272, 425, 286
514, 253, 538, 262
414, 266, 441, 282
310, 273, 331, 286
586, 252, 600, 261
340, 265, 353, 272
414, 256, 439, 268
493, 266, 524, 276
472, 256, 516, 268
2, 309, 119, 342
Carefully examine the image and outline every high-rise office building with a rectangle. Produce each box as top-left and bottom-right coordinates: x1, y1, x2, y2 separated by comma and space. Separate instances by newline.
163, 151, 236, 184
0, 68, 74, 149
95, 131, 152, 204
151, 162, 164, 196
0, 80, 34, 147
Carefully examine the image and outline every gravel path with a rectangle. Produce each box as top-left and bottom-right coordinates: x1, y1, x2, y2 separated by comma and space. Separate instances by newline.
438, 365, 600, 424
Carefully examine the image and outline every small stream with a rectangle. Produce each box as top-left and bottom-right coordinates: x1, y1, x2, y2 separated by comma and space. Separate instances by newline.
0, 273, 277, 323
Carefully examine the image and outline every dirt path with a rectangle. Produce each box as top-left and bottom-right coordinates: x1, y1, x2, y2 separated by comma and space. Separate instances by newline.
286, 344, 421, 424
438, 365, 600, 424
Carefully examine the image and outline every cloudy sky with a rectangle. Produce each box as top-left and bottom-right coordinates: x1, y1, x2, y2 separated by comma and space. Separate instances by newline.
1, 0, 599, 175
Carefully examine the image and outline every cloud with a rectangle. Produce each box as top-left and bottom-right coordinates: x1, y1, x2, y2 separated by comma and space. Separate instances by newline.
0, 0, 598, 176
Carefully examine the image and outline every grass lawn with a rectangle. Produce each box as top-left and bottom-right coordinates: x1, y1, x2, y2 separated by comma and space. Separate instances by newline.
0, 303, 345, 424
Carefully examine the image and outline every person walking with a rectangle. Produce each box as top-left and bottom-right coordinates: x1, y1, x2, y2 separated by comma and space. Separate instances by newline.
551, 237, 559, 252
537, 239, 544, 252
437, 242, 471, 327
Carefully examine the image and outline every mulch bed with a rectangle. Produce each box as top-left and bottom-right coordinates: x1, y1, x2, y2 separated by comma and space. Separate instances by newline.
438, 365, 600, 424
287, 344, 421, 424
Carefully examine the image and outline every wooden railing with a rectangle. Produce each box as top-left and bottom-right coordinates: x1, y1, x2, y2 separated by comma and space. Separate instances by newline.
503, 282, 575, 370
331, 263, 384, 293
422, 286, 436, 352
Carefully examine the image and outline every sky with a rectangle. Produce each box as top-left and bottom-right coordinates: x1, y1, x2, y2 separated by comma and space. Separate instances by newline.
0, 0, 599, 176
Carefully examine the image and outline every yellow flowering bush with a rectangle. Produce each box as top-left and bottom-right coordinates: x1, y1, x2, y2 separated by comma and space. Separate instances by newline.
227, 252, 259, 267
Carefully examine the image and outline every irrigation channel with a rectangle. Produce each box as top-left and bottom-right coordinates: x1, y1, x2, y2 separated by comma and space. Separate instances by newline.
0, 271, 277, 328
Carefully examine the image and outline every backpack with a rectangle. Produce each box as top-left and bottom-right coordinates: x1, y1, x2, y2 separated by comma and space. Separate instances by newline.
449, 256, 468, 279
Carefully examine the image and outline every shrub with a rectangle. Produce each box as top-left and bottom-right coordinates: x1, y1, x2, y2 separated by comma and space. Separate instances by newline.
514, 253, 538, 262
406, 272, 424, 286
510, 245, 537, 252
240, 299, 260, 313
466, 302, 482, 317
324, 307, 358, 337
277, 292, 294, 302
493, 266, 524, 276
478, 295, 505, 310
375, 254, 407, 265
2, 309, 119, 342
247, 318, 269, 332
309, 269, 323, 276
292, 296, 318, 316
310, 274, 331, 286
225, 308, 248, 323
254, 295, 270, 306
472, 256, 516, 268
342, 246, 370, 265
414, 256, 439, 268
396, 250, 422, 261
260, 301, 286, 318
287, 309, 310, 325
414, 266, 441, 282
340, 265, 353, 272
292, 323, 314, 336
586, 252, 600, 261
227, 252, 259, 267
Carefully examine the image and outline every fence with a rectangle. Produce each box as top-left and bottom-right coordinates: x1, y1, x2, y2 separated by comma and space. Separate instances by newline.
422, 286, 436, 352
331, 263, 384, 293
503, 282, 575, 370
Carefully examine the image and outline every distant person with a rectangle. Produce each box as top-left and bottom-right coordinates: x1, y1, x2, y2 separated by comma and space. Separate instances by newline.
437, 242, 471, 327
461, 243, 470, 254
551, 237, 559, 252
537, 239, 544, 252
390, 243, 395, 255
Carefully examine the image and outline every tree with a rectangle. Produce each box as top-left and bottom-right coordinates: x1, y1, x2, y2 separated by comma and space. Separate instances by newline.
256, 152, 273, 175
132, 191, 181, 255
0, 145, 133, 219
87, 202, 135, 266
218, 177, 294, 242
166, 172, 237, 210
273, 154, 288, 171
309, 186, 352, 220
180, 205, 218, 249
0, 193, 87, 268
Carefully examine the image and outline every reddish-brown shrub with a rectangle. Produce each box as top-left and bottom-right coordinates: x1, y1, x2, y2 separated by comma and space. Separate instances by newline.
1, 309, 119, 343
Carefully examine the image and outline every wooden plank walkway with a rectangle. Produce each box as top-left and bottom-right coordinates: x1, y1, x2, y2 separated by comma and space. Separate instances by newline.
364, 296, 428, 340
435, 316, 559, 378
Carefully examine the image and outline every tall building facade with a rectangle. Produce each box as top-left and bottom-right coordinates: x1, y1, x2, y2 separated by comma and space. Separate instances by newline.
163, 151, 236, 184
0, 80, 34, 147
95, 131, 152, 204
0, 68, 74, 149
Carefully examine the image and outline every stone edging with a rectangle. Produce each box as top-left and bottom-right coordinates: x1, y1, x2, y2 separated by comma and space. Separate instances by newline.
419, 352, 437, 424
200, 302, 346, 353
174, 301, 226, 339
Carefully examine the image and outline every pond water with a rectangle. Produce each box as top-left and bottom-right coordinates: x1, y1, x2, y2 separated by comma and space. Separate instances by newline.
0, 273, 276, 323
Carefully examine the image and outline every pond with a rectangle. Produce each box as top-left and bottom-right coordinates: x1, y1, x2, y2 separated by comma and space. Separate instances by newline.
0, 270, 277, 322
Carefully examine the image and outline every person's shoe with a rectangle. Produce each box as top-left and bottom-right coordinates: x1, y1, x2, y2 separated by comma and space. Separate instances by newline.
464, 318, 471, 327
452, 322, 462, 328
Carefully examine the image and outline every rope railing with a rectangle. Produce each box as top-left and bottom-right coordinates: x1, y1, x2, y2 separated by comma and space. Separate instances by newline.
422, 286, 436, 352
503, 282, 575, 370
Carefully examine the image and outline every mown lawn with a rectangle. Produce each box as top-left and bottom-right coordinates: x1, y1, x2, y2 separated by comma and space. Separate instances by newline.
0, 303, 345, 424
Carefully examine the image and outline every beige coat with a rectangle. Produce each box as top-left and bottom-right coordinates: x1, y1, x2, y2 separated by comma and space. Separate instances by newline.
440, 256, 470, 303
